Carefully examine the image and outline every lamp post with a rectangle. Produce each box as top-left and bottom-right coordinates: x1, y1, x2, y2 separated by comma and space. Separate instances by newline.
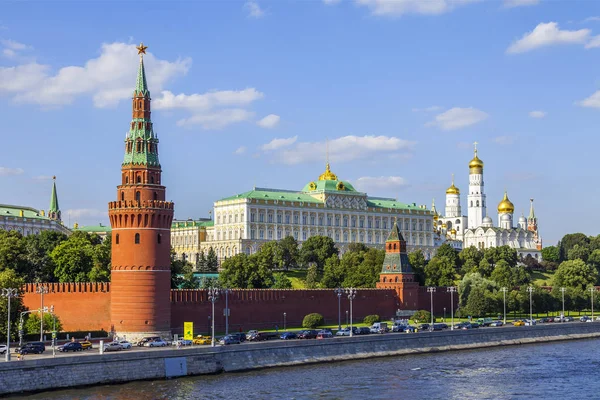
36, 286, 48, 342
560, 287, 566, 319
527, 286, 534, 326
283, 312, 287, 331
590, 287, 596, 321
334, 288, 343, 331
427, 287, 436, 331
346, 288, 356, 337
1, 288, 18, 361
223, 288, 231, 335
448, 286, 456, 330
501, 287, 508, 325
50, 305, 56, 358
18, 311, 34, 348
443, 307, 446, 322
207, 287, 220, 347
346, 310, 349, 327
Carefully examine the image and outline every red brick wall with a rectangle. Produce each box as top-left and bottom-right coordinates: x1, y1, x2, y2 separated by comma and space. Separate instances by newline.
417, 287, 457, 317
21, 283, 111, 332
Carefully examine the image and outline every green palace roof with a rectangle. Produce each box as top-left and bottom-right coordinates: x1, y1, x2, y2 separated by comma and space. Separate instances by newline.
74, 224, 112, 233
0, 204, 49, 220
172, 220, 214, 229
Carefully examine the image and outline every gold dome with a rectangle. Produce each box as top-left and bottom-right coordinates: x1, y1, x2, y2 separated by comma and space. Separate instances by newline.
318, 163, 338, 181
446, 174, 460, 195
497, 191, 515, 214
469, 143, 484, 174
450, 228, 457, 235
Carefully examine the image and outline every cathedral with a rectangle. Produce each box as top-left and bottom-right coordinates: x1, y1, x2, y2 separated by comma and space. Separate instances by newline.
434, 144, 542, 260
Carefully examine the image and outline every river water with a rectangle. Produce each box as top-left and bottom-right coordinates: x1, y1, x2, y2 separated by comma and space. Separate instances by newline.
19, 339, 600, 399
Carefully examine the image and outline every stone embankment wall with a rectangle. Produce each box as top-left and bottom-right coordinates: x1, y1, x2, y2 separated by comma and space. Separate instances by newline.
2, 323, 600, 396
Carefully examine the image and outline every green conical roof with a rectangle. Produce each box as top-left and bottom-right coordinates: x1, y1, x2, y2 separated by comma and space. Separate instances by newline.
528, 199, 536, 219
386, 219, 404, 242
134, 57, 150, 97
49, 177, 59, 213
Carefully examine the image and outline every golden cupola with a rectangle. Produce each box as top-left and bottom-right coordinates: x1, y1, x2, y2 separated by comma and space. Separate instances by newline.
497, 191, 515, 214
446, 174, 460, 195
469, 143, 484, 174
318, 163, 338, 181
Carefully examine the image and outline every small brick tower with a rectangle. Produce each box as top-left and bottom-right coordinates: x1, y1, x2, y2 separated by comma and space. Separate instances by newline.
376, 219, 419, 310
108, 43, 174, 340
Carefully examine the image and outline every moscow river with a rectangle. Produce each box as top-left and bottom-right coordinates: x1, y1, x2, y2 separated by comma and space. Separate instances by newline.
20, 338, 600, 399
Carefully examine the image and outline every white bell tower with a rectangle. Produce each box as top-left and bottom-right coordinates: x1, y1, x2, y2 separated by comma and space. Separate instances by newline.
467, 142, 486, 229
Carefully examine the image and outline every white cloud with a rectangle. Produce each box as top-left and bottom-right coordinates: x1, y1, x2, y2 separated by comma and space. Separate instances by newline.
245, 1, 265, 18
585, 35, 600, 49
529, 110, 546, 118
426, 107, 488, 131
0, 167, 24, 176
0, 42, 191, 107
257, 114, 280, 128
354, 176, 409, 192
176, 109, 255, 130
506, 22, 590, 54
262, 135, 415, 165
1, 39, 29, 51
154, 88, 263, 110
66, 209, 108, 219
32, 175, 54, 181
355, 0, 478, 17
411, 105, 443, 112
583, 16, 600, 23
261, 136, 298, 151
323, 0, 342, 4
234, 146, 247, 155
578, 90, 600, 108
503, 0, 539, 8
493, 136, 515, 145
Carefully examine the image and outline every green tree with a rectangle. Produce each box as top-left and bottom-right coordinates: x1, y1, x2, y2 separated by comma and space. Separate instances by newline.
180, 265, 200, 289
490, 259, 530, 289
206, 247, 218, 272
436, 243, 459, 269
347, 243, 369, 254
305, 265, 319, 289
196, 250, 207, 272
408, 250, 427, 285
363, 314, 380, 325
424, 256, 456, 286
558, 233, 590, 261
462, 285, 497, 317
302, 313, 324, 328
411, 310, 432, 323
50, 231, 96, 282
342, 248, 385, 288
554, 259, 598, 290
476, 258, 493, 277
320, 255, 344, 288
258, 241, 279, 269
276, 236, 299, 270
484, 246, 518, 268
0, 230, 28, 276
22, 230, 68, 282
0, 269, 25, 340
24, 312, 63, 335
567, 244, 590, 262
458, 272, 496, 309
541, 245, 560, 263
299, 236, 338, 270
588, 249, 600, 271
271, 272, 293, 289
88, 233, 111, 282
201, 277, 220, 289
219, 253, 274, 289
459, 246, 484, 275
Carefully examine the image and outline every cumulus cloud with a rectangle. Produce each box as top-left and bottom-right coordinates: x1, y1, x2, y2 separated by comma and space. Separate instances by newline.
426, 107, 488, 131
578, 90, 600, 108
234, 146, 247, 155
0, 167, 24, 176
493, 136, 515, 145
506, 22, 590, 54
257, 114, 280, 128
355, 0, 478, 17
585, 35, 600, 49
261, 135, 415, 165
354, 176, 409, 192
0, 42, 191, 107
245, 1, 265, 18
529, 110, 546, 118
176, 109, 255, 129
503, 0, 539, 8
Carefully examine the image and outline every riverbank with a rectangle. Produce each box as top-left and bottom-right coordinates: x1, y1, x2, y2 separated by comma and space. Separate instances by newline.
1, 323, 600, 396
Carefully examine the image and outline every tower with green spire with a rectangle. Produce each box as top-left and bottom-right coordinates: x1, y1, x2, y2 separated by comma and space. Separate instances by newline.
48, 176, 61, 222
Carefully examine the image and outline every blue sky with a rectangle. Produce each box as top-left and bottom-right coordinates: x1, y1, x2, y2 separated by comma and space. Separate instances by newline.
1, 0, 600, 246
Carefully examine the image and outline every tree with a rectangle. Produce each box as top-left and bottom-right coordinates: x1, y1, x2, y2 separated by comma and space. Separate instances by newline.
458, 272, 496, 309
88, 233, 111, 282
436, 243, 459, 269
348, 243, 369, 254
567, 244, 590, 262
170, 252, 191, 289
342, 248, 385, 288
0, 230, 28, 276
50, 232, 96, 282
196, 250, 207, 272
475, 258, 493, 277
299, 236, 338, 270
363, 314, 380, 325
554, 259, 598, 290
320, 255, 344, 289
459, 246, 484, 275
0, 269, 25, 340
219, 253, 274, 289
201, 277, 220, 289
22, 230, 68, 282
272, 272, 293, 289
411, 310, 431, 323
462, 285, 497, 317
24, 312, 63, 335
541, 246, 560, 263
276, 236, 299, 270
484, 246, 518, 268
408, 250, 427, 285
558, 233, 590, 261
424, 256, 456, 287
490, 259, 530, 289
206, 247, 218, 272
180, 266, 200, 289
305, 265, 319, 289
302, 313, 324, 328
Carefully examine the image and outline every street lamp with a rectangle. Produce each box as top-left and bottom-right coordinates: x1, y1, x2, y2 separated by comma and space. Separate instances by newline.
18, 311, 34, 348
334, 288, 343, 331
527, 286, 534, 326
223, 288, 231, 335
1, 288, 18, 362
346, 288, 357, 337
283, 312, 287, 331
207, 287, 220, 347
501, 287, 508, 325
427, 287, 436, 331
443, 307, 446, 322
447, 286, 456, 330
590, 287, 596, 321
36, 286, 48, 342
346, 310, 349, 327
560, 287, 566, 319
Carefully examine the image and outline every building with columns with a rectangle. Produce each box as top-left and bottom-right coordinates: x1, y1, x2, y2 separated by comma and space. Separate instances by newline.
201, 162, 436, 263
435, 144, 542, 260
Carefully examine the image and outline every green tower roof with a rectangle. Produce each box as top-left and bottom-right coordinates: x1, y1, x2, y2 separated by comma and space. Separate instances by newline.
385, 219, 404, 242
49, 177, 59, 214
134, 57, 150, 97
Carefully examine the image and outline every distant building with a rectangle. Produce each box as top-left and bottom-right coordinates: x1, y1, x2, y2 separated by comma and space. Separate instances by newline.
73, 222, 112, 241
171, 218, 213, 266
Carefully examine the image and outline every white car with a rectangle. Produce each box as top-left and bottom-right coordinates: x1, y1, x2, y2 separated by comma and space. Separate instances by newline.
172, 339, 193, 346
0, 345, 6, 354
489, 320, 504, 327
118, 340, 132, 349
103, 342, 123, 352
145, 339, 167, 347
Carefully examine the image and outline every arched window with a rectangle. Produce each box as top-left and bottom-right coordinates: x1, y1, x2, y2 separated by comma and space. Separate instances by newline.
470, 201, 473, 207
135, 191, 141, 202
476, 200, 480, 207
157, 233, 162, 244
115, 234, 119, 245
154, 192, 158, 201
125, 176, 129, 184
151, 176, 155, 184
137, 175, 141, 184
135, 233, 140, 244
121, 192, 125, 201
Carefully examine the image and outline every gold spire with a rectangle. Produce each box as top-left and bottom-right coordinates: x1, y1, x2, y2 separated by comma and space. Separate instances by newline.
469, 141, 484, 173
446, 173, 460, 195
497, 191, 515, 214
318, 162, 338, 181
136, 42, 148, 57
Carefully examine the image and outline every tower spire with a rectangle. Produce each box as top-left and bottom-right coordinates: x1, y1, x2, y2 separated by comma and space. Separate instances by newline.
134, 43, 149, 96
528, 198, 536, 219
48, 176, 61, 222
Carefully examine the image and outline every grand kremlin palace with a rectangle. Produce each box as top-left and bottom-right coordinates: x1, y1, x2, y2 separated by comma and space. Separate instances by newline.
172, 163, 435, 265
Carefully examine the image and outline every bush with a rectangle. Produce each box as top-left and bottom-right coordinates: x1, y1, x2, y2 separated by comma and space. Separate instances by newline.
363, 314, 380, 326
302, 313, 325, 329
411, 310, 433, 323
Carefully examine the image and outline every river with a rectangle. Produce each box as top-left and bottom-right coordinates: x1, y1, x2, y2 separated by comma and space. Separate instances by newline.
18, 338, 600, 399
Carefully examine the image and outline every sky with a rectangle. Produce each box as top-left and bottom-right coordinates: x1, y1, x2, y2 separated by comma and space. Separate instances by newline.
1, 0, 600, 246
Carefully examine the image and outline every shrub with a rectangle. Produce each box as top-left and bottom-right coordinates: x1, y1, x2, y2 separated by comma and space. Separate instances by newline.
411, 310, 433, 323
363, 314, 380, 326
302, 313, 325, 329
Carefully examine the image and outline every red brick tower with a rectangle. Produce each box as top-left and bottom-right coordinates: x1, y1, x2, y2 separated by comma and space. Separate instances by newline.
108, 43, 174, 340
376, 219, 419, 310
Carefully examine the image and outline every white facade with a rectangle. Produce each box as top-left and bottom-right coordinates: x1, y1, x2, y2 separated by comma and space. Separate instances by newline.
0, 205, 71, 236
467, 170, 486, 229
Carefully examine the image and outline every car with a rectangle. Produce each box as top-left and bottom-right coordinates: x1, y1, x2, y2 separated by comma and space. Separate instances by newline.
513, 320, 525, 326
476, 318, 493, 327
251, 332, 280, 341
489, 320, 504, 327
219, 335, 242, 345
297, 330, 318, 339
118, 340, 132, 349
564, 316, 574, 322
336, 328, 351, 336
470, 323, 480, 329
554, 316, 564, 323
432, 323, 446, 331
316, 331, 333, 339
58, 342, 83, 352
0, 345, 7, 354
145, 339, 167, 347
17, 342, 45, 354
460, 323, 473, 330
524, 319, 536, 326
404, 326, 418, 333
280, 332, 297, 340
454, 322, 469, 330
173, 339, 193, 347
229, 332, 246, 343
193, 335, 212, 345
137, 336, 161, 347
537, 318, 550, 324
580, 316, 591, 322
357, 327, 371, 335
104, 342, 123, 352
245, 330, 259, 341
418, 324, 430, 331
80, 340, 93, 350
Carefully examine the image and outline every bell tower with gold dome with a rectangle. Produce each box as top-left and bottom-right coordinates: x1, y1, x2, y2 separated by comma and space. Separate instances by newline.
467, 142, 486, 229
444, 173, 461, 218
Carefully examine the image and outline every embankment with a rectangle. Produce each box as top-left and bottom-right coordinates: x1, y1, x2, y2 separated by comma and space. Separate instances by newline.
1, 323, 599, 396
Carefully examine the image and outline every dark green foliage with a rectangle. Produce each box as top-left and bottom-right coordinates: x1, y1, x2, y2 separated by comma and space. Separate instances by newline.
558, 233, 590, 262
541, 245, 560, 263
553, 259, 598, 290
299, 236, 338, 270
219, 253, 274, 289
408, 250, 427, 285
436, 243, 459, 269
50, 231, 110, 282
272, 272, 293, 289
24, 313, 63, 335
411, 310, 431, 323
0, 269, 25, 340
305, 265, 319, 289
302, 313, 324, 329
424, 256, 456, 286
363, 314, 380, 325
206, 247, 219, 272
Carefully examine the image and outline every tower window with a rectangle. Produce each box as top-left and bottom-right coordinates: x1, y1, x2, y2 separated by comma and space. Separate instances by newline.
154, 192, 158, 200
151, 176, 155, 184
115, 234, 119, 245
125, 176, 129, 184
137, 175, 141, 184
121, 192, 124, 201
136, 191, 141, 202
157, 233, 162, 244
135, 233, 140, 244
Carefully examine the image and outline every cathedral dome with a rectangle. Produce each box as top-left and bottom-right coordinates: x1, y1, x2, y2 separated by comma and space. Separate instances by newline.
500, 213, 512, 222
482, 215, 493, 227
446, 183, 460, 195
469, 145, 484, 174
497, 192, 515, 214
318, 163, 338, 181
518, 215, 527, 224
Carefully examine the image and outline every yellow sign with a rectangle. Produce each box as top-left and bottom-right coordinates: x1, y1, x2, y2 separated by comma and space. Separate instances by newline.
184, 322, 193, 340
